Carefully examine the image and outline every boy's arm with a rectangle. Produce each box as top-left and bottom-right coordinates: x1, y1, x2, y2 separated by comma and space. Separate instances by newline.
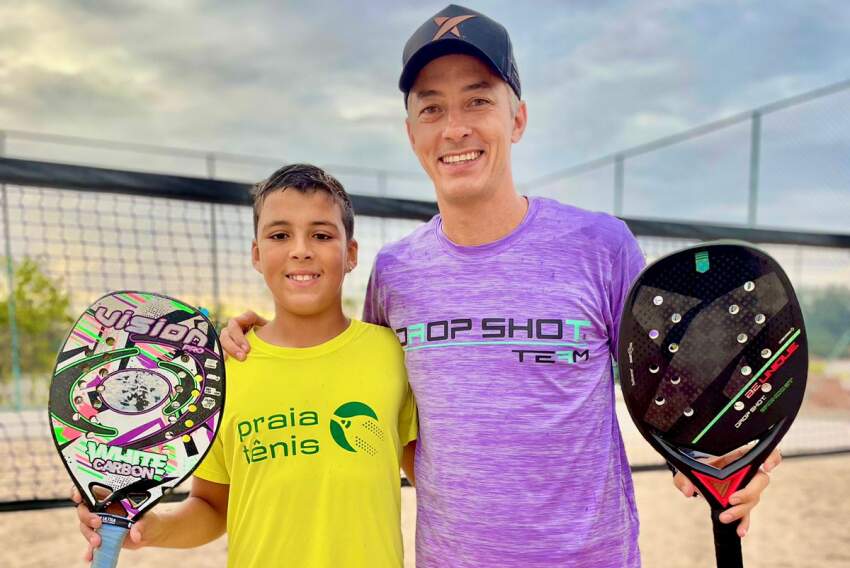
145, 477, 229, 548
75, 477, 229, 561
401, 441, 416, 487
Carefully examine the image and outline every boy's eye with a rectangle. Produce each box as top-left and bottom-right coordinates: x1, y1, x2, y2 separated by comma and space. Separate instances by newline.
269, 232, 289, 240
314, 233, 332, 240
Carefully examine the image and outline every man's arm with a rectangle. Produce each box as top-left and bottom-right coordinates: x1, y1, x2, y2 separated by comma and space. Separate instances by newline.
74, 477, 229, 561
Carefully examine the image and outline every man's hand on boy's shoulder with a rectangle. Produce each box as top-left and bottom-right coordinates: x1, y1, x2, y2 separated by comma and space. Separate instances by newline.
71, 487, 161, 561
221, 311, 268, 361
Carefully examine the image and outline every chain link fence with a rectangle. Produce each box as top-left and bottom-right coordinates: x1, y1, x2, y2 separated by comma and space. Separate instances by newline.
1, 78, 848, 506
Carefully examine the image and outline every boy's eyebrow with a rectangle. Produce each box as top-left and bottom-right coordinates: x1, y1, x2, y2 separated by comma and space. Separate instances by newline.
261, 220, 339, 230
415, 80, 495, 101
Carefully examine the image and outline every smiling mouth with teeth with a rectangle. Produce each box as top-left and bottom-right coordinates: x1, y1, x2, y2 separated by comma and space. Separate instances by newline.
287, 274, 320, 281
440, 150, 483, 164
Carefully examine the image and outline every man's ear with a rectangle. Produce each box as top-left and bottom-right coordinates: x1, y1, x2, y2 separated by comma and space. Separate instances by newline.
251, 239, 262, 274
511, 100, 528, 144
405, 117, 416, 150
345, 238, 359, 273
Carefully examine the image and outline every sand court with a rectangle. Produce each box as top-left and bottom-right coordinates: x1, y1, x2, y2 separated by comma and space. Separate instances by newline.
1, 455, 847, 567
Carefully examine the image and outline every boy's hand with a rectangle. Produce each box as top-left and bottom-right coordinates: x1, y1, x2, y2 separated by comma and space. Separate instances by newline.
72, 487, 161, 561
672, 447, 782, 538
220, 311, 268, 361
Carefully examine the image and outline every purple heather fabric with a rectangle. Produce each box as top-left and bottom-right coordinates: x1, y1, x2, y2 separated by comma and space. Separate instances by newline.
364, 197, 645, 567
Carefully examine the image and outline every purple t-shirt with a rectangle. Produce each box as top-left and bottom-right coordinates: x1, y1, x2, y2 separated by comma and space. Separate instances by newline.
364, 197, 645, 567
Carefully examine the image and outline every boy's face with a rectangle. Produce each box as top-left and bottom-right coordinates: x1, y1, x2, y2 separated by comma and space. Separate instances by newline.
405, 54, 527, 206
252, 189, 357, 319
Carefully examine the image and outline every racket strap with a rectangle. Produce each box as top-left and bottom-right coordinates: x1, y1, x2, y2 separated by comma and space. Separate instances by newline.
91, 514, 132, 568
710, 508, 743, 568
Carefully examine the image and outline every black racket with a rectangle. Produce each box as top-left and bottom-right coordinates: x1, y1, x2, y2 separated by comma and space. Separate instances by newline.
617, 241, 807, 567
49, 291, 225, 568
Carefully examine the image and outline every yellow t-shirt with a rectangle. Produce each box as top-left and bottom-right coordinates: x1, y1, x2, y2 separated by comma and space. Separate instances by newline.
194, 319, 417, 568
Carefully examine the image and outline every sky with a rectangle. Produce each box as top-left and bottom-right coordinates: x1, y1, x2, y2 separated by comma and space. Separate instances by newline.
0, 0, 848, 231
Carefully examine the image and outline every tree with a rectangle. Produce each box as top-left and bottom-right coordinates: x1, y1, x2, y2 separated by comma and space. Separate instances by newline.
0, 258, 74, 406
800, 286, 850, 358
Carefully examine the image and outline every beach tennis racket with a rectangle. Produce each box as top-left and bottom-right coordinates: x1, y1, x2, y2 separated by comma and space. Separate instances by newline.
617, 242, 807, 567
48, 291, 225, 568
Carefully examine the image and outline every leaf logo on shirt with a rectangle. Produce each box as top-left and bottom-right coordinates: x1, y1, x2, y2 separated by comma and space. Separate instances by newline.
329, 401, 384, 456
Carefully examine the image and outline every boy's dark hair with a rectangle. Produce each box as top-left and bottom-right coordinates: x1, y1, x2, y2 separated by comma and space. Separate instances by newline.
251, 163, 354, 240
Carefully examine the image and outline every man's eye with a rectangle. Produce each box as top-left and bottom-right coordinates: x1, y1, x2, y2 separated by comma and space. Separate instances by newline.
420, 105, 440, 115
471, 98, 491, 107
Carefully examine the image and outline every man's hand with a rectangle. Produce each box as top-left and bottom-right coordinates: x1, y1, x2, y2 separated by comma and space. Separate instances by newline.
72, 487, 162, 561
220, 311, 268, 360
672, 447, 782, 537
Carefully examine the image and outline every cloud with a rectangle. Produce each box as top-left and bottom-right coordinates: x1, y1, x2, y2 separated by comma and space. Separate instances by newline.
0, 0, 847, 231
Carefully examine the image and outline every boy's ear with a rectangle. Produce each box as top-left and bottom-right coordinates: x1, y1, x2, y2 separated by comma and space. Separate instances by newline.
346, 238, 359, 273
251, 239, 262, 274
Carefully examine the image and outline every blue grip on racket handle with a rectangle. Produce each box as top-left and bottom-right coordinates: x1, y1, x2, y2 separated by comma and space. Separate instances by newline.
91, 514, 131, 568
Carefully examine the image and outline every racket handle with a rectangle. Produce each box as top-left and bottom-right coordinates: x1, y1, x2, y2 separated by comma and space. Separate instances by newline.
710, 508, 743, 568
91, 514, 131, 568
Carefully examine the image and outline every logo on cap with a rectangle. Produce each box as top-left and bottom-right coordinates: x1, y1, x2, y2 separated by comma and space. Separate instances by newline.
432, 14, 476, 41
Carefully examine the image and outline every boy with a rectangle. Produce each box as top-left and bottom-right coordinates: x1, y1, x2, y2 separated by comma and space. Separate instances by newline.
74, 164, 418, 567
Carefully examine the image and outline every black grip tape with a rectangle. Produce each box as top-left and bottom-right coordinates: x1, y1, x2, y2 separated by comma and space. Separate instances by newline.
711, 508, 743, 568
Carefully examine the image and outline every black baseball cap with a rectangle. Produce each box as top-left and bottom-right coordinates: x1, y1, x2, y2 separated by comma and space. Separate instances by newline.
399, 4, 521, 106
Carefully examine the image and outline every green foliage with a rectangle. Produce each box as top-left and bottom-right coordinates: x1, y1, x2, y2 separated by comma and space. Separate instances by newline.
0, 258, 74, 405
343, 296, 362, 318
800, 286, 850, 358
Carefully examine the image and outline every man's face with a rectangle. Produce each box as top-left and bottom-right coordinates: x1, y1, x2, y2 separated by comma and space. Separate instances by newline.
405, 54, 527, 206
252, 189, 357, 319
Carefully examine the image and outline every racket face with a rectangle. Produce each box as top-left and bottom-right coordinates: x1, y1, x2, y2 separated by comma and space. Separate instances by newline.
48, 291, 225, 519
618, 242, 807, 507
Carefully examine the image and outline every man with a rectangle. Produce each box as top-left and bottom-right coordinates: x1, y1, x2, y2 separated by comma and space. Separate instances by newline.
223, 5, 778, 566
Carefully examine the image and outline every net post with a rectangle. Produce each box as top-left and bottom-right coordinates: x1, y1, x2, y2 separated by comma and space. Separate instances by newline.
614, 154, 625, 216
377, 170, 388, 247
748, 111, 762, 227
206, 153, 222, 323
0, 131, 23, 409
205, 152, 217, 180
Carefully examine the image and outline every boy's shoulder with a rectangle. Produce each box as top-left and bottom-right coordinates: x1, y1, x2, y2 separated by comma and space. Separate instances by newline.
348, 321, 406, 371
224, 322, 402, 365
354, 320, 403, 351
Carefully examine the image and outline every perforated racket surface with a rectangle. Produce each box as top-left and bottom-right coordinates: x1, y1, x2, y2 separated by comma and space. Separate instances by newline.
48, 291, 225, 568
618, 242, 807, 567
